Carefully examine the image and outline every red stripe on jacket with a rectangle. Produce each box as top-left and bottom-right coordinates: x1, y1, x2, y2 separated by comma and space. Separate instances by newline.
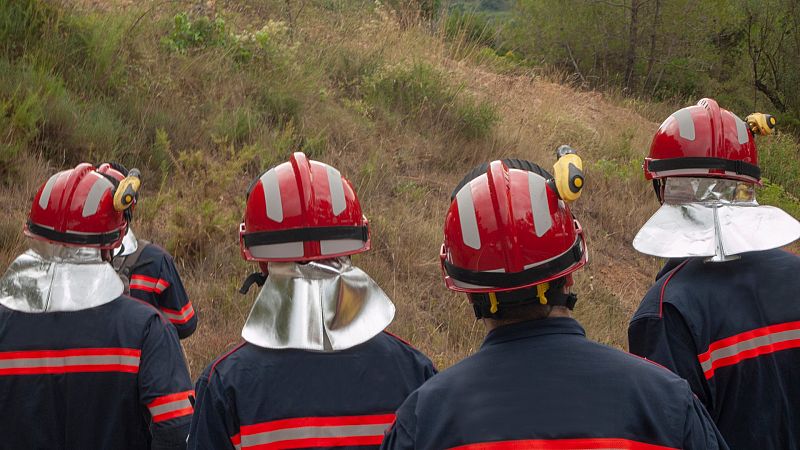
241, 435, 384, 449
698, 320, 800, 379
159, 302, 196, 325
0, 348, 141, 375
130, 274, 170, 293
239, 413, 397, 435
147, 390, 194, 423
234, 413, 395, 449
449, 438, 678, 450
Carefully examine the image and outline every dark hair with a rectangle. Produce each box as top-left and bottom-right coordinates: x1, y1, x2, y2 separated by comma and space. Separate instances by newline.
450, 158, 553, 200
104, 161, 129, 177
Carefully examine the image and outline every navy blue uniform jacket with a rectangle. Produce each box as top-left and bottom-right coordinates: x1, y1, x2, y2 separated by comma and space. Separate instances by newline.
189, 332, 436, 450
0, 296, 194, 449
382, 318, 726, 450
629, 249, 800, 449
128, 243, 197, 339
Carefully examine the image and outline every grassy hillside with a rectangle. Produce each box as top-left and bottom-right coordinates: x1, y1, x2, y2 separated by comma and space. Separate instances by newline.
2, 0, 799, 375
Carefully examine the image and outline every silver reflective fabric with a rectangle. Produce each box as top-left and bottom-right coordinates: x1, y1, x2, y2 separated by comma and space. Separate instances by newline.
0, 241, 124, 312
242, 257, 395, 352
662, 177, 755, 205
114, 228, 138, 257
634, 177, 800, 260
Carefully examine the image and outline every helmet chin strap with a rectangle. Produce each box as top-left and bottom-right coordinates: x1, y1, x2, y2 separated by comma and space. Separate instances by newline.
653, 179, 664, 204
239, 272, 268, 294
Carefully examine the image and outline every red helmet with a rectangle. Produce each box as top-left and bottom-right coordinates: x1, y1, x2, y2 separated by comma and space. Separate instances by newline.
644, 98, 760, 184
25, 163, 129, 249
440, 160, 587, 295
239, 152, 370, 262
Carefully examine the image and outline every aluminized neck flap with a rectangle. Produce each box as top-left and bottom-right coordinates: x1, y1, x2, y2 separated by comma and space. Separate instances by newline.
0, 241, 124, 312
114, 228, 138, 257
242, 257, 395, 352
634, 177, 800, 261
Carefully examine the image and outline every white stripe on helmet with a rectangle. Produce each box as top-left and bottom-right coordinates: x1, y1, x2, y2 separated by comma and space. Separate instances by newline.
672, 107, 695, 141
38, 171, 65, 210
249, 242, 304, 259
260, 169, 284, 223
456, 185, 481, 250
734, 114, 749, 144
82, 174, 114, 217
528, 172, 553, 237
326, 165, 346, 216
320, 239, 364, 256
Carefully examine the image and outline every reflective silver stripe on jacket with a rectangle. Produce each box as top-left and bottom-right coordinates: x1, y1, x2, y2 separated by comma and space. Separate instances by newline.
148, 398, 193, 418
241, 423, 389, 448
699, 328, 800, 374
0, 355, 140, 369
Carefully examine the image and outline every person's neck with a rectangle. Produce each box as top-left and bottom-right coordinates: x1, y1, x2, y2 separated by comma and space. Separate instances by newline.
482, 307, 572, 332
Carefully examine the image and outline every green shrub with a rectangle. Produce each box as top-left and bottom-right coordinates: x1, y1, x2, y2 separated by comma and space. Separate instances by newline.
454, 100, 498, 139
326, 48, 383, 97
0, 0, 58, 60
58, 13, 128, 94
0, 142, 24, 170
256, 86, 301, 126
758, 179, 800, 219
0, 0, 128, 94
367, 63, 452, 114
0, 60, 128, 164
590, 158, 640, 181
151, 128, 173, 178
5, 87, 44, 142
470, 46, 519, 73
366, 62, 498, 139
0, 61, 55, 142
299, 132, 327, 159
444, 9, 497, 48
212, 106, 261, 145
73, 102, 124, 153
162, 12, 228, 53
759, 133, 800, 197
385, 0, 442, 21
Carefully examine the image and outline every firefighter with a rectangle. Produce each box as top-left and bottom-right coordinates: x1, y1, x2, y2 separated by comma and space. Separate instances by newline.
98, 162, 197, 339
382, 154, 728, 449
188, 152, 436, 450
629, 98, 800, 449
0, 163, 194, 449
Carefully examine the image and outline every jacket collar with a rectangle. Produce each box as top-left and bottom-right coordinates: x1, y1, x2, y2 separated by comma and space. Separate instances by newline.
482, 317, 586, 349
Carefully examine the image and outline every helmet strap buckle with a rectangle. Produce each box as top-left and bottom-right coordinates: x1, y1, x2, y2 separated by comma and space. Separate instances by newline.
488, 292, 499, 314
239, 272, 268, 294
536, 282, 549, 305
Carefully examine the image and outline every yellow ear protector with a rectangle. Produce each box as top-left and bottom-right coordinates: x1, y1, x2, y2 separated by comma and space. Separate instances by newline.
746, 113, 776, 136
553, 145, 584, 202
113, 168, 141, 212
